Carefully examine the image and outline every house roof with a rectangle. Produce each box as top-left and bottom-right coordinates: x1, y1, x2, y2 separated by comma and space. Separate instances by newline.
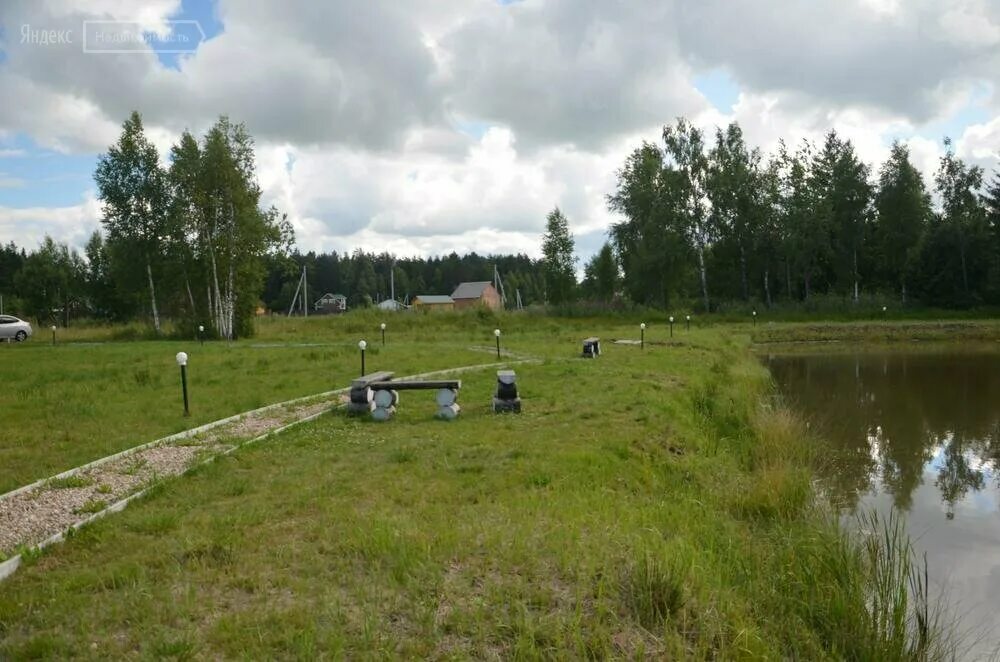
315, 292, 346, 303
414, 295, 454, 304
451, 281, 493, 299
377, 299, 406, 310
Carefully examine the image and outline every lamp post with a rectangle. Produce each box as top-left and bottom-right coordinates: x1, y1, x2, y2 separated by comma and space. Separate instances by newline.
50, 325, 56, 346
640, 322, 646, 349
882, 305, 887, 319
669, 316, 674, 338
380, 322, 386, 346
686, 314, 691, 331
198, 325, 204, 346
494, 328, 501, 359
358, 340, 367, 376
752, 310, 757, 327
176, 351, 190, 417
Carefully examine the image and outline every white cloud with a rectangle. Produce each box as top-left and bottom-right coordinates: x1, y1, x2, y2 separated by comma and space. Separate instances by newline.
0, 193, 101, 249
0, 0, 997, 259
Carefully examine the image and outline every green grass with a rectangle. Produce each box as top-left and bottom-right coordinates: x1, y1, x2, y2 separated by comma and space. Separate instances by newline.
44, 475, 94, 490
0, 315, 511, 493
0, 318, 955, 658
752, 318, 1000, 347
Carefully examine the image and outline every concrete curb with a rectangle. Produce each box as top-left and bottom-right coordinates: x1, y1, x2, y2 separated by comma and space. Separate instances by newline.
0, 358, 537, 583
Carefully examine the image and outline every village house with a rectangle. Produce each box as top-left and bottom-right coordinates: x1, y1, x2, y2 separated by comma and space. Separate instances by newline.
313, 293, 347, 314
412, 295, 455, 311
451, 281, 502, 310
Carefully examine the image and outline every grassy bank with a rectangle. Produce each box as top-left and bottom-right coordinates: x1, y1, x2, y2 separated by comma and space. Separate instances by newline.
0, 317, 951, 658
752, 318, 1000, 347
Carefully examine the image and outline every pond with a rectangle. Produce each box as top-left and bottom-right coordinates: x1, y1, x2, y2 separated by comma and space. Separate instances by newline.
766, 349, 1000, 656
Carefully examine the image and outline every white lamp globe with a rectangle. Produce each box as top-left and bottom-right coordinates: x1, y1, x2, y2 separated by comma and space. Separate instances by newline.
640, 322, 646, 330
358, 340, 367, 351
686, 315, 691, 321
50, 325, 56, 331
494, 329, 501, 337
198, 325, 204, 332
669, 316, 674, 323
380, 323, 386, 330
175, 351, 188, 367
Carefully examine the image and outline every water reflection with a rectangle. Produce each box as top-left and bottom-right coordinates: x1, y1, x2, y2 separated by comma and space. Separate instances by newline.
767, 351, 1000, 517
768, 350, 1000, 657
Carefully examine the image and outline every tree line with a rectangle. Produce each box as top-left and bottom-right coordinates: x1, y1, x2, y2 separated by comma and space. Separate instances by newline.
1, 112, 294, 337
3, 113, 999, 331
604, 118, 1000, 310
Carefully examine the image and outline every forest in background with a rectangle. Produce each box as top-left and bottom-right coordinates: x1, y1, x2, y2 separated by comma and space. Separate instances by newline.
2, 112, 999, 335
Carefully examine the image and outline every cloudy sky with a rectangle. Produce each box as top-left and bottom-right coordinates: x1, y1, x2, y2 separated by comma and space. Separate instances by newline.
0, 0, 998, 264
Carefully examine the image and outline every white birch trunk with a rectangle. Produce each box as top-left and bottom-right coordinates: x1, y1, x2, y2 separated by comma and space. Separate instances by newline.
146, 261, 160, 333
697, 243, 709, 313
763, 268, 771, 308
853, 249, 859, 302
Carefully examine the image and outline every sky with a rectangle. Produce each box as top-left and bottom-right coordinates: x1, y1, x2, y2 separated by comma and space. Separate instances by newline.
0, 0, 998, 265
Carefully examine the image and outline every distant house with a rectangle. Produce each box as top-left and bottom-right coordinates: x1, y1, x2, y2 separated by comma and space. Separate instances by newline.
377, 298, 407, 311
412, 295, 454, 311
451, 281, 501, 310
314, 293, 347, 314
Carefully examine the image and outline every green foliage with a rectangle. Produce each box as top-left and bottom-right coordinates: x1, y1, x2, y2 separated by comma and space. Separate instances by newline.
580, 242, 618, 301
12, 236, 86, 324
94, 111, 170, 332
541, 207, 576, 304
873, 141, 931, 301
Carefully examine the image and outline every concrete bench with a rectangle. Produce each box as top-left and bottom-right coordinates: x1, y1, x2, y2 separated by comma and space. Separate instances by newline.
366, 378, 462, 421
582, 337, 601, 358
347, 371, 394, 414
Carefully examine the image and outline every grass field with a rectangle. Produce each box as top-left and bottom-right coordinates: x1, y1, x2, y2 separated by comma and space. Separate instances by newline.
0, 315, 518, 494
0, 314, 959, 658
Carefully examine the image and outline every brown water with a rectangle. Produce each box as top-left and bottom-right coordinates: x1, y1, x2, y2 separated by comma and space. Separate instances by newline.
766, 349, 1000, 657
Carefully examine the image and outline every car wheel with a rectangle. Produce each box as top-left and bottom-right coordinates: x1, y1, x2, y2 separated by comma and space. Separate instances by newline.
14, 330, 26, 342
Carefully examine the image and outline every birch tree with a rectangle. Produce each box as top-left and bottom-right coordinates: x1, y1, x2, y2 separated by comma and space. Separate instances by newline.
190, 117, 291, 338
94, 111, 169, 332
935, 138, 985, 296
662, 118, 712, 312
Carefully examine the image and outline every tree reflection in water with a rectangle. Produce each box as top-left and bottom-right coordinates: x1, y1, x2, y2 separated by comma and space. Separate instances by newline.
767, 350, 1000, 518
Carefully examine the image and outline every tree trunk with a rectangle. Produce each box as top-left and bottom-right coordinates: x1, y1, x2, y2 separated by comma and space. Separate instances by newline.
146, 261, 160, 333
763, 268, 772, 308
804, 270, 811, 300
185, 276, 196, 317
740, 244, 749, 301
697, 244, 709, 312
960, 242, 969, 293
901, 280, 907, 304
209, 240, 223, 338
785, 261, 792, 299
206, 282, 214, 329
853, 249, 859, 302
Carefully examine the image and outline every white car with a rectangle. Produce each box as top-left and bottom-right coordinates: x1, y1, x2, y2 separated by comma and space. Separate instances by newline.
0, 315, 33, 342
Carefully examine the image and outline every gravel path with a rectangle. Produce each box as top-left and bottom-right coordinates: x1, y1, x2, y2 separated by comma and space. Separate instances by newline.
0, 394, 345, 557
